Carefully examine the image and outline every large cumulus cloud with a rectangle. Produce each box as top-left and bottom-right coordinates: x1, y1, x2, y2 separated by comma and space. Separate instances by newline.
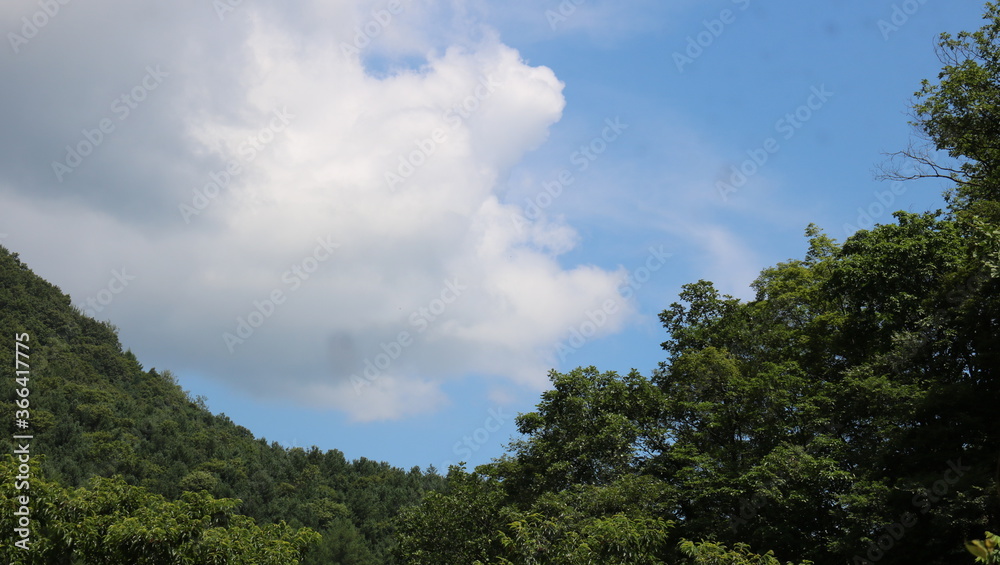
0, 0, 635, 421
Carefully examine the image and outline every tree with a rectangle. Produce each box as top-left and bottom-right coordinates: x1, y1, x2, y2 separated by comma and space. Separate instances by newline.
483, 367, 667, 503
882, 1, 1000, 221
0, 456, 320, 564
392, 467, 514, 565
394, 465, 675, 565
677, 539, 812, 565
0, 456, 319, 565
397, 211, 998, 564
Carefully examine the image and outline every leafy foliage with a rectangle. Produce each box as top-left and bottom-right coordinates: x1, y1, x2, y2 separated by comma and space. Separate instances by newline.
393, 6, 1000, 563
393, 467, 674, 564
678, 539, 811, 565
967, 531, 1000, 564
913, 1, 1000, 211
0, 456, 320, 564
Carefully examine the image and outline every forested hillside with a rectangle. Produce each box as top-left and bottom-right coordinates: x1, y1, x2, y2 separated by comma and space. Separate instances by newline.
0, 244, 445, 563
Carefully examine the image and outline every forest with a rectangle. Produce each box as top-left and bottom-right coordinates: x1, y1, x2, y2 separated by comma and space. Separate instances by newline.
2, 3, 1000, 564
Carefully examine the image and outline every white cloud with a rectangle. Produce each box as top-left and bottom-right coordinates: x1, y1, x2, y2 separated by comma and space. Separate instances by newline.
0, 0, 635, 422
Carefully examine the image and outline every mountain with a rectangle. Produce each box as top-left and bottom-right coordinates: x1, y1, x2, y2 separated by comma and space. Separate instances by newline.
0, 245, 444, 563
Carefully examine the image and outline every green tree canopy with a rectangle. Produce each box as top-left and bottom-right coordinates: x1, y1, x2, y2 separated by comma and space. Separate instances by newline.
0, 456, 320, 564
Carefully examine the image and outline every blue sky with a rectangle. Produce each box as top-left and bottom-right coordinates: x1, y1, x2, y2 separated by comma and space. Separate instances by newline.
0, 0, 988, 472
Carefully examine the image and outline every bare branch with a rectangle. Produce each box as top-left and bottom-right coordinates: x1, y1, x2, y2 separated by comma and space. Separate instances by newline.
874, 140, 972, 188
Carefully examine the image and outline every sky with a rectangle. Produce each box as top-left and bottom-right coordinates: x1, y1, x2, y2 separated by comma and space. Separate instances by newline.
0, 0, 989, 472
